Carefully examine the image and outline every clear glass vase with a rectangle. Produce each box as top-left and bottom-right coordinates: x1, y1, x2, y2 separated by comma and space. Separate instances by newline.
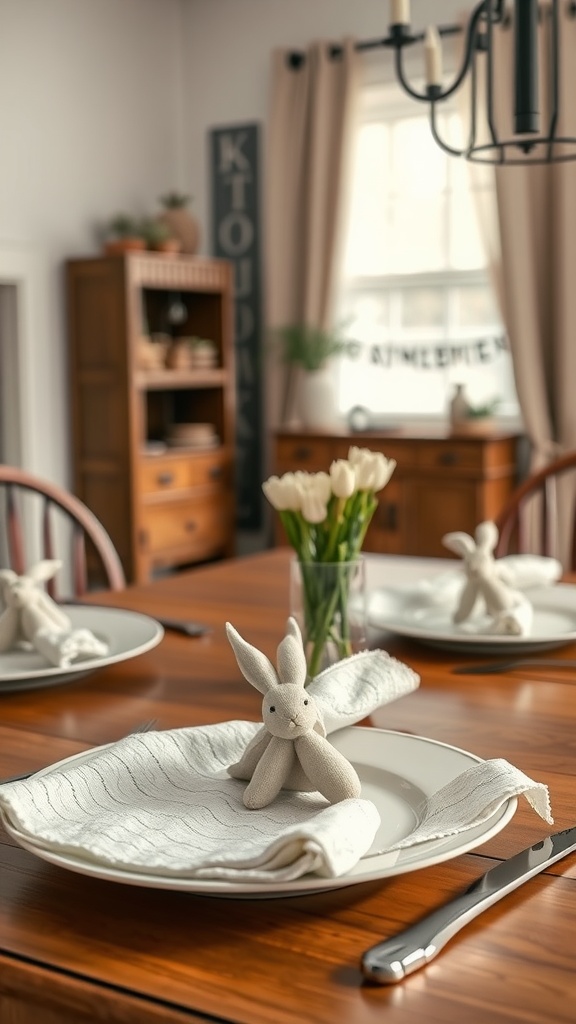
290, 557, 367, 679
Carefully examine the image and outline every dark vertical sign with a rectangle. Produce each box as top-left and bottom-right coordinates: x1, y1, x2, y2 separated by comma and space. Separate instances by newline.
210, 123, 262, 529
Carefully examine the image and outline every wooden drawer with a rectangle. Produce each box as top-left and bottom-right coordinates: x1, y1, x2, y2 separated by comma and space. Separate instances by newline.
141, 495, 232, 564
140, 450, 230, 495
275, 437, 333, 473
416, 441, 484, 473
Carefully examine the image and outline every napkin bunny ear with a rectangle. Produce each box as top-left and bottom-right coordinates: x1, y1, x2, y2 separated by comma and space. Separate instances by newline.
25, 559, 62, 583
474, 521, 499, 553
276, 617, 307, 687
442, 531, 476, 557
225, 622, 278, 694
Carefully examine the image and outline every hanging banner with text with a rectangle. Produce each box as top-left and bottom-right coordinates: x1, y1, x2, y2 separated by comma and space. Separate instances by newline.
210, 122, 263, 529
366, 334, 508, 369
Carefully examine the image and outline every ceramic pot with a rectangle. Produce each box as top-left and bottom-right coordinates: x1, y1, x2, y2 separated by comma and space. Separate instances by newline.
159, 208, 200, 255
298, 368, 339, 429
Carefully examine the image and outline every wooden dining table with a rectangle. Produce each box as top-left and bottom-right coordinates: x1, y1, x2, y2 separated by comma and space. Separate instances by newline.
1, 547, 576, 1024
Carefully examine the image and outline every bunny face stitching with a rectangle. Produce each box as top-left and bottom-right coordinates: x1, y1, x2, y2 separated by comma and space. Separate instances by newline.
262, 685, 319, 739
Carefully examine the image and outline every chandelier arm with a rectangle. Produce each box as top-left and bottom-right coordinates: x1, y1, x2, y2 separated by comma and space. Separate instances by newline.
485, 0, 500, 150
429, 102, 467, 158
547, 0, 560, 160
393, 1, 497, 105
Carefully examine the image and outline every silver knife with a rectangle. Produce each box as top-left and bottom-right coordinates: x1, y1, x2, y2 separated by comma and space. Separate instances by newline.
361, 826, 576, 984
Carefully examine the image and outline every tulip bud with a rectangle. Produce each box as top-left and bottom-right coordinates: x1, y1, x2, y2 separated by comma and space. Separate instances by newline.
330, 459, 356, 498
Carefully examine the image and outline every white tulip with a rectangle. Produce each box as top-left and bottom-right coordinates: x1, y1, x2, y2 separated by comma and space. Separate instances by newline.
301, 489, 328, 523
352, 449, 396, 491
371, 453, 397, 492
299, 471, 331, 523
347, 445, 365, 465
262, 473, 302, 511
330, 459, 356, 498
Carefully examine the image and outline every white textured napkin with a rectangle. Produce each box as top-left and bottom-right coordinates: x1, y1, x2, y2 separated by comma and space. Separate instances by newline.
0, 559, 109, 668
0, 647, 552, 883
32, 626, 109, 668
369, 555, 562, 637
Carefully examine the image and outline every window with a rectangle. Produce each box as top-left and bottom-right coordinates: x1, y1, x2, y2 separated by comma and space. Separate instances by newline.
335, 80, 519, 422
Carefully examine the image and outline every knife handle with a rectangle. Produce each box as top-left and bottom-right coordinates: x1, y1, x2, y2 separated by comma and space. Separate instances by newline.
361, 887, 494, 983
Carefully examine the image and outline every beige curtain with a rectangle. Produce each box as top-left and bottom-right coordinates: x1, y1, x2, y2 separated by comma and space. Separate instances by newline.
465, 8, 576, 561
264, 38, 360, 431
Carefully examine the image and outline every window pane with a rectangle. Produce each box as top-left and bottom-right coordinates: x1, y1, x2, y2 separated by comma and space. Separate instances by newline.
342, 123, 389, 276
454, 285, 499, 327
449, 189, 486, 269
391, 118, 447, 196
401, 288, 445, 329
391, 197, 446, 272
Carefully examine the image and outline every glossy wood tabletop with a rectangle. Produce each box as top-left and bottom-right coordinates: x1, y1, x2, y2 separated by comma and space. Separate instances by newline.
1, 548, 576, 1024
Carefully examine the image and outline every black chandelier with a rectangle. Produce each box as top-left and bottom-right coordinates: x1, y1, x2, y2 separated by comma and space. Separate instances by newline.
385, 0, 576, 164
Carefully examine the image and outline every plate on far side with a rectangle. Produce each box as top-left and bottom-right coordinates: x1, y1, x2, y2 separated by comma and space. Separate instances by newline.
0, 606, 164, 692
368, 583, 576, 655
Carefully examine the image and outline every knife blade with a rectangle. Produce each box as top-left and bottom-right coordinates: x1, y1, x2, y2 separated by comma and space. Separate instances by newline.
361, 826, 576, 985
452, 659, 576, 675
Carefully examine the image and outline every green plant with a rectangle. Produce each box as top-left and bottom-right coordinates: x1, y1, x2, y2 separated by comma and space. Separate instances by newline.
275, 323, 360, 372
466, 397, 500, 419
139, 217, 173, 246
159, 190, 192, 209
108, 214, 141, 239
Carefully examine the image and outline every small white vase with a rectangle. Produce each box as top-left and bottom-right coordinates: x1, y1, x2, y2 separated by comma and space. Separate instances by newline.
298, 368, 339, 429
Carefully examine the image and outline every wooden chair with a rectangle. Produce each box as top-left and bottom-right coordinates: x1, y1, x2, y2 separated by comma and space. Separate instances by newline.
494, 451, 576, 570
0, 464, 126, 599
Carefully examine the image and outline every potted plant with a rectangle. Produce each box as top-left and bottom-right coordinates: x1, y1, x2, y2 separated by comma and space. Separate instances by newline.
275, 323, 359, 372
452, 395, 500, 435
139, 217, 182, 255
158, 190, 200, 254
275, 323, 360, 429
104, 214, 146, 255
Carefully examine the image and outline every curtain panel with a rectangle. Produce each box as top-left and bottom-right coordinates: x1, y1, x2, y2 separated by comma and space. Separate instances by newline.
264, 37, 360, 430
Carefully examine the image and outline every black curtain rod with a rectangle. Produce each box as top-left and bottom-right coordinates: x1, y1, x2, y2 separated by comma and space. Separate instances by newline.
287, 24, 462, 69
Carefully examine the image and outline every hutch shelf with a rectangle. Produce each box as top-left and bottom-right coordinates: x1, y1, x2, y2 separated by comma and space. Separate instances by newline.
67, 253, 236, 584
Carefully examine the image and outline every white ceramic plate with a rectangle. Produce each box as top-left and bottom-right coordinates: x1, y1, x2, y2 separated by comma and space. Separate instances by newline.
0, 606, 164, 692
1, 727, 517, 897
368, 583, 576, 654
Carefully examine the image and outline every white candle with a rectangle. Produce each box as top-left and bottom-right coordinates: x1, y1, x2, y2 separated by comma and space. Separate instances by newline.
390, 0, 410, 25
424, 26, 443, 86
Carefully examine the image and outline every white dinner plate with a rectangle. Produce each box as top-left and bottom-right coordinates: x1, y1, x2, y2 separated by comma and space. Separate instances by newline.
368, 583, 576, 654
1, 727, 517, 897
0, 606, 164, 692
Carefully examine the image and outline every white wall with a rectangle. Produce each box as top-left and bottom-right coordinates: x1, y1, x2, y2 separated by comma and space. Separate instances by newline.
0, 0, 186, 481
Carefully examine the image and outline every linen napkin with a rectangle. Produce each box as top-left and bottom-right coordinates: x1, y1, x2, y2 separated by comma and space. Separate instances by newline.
369, 554, 562, 637
0, 559, 109, 668
0, 647, 552, 884
32, 626, 109, 668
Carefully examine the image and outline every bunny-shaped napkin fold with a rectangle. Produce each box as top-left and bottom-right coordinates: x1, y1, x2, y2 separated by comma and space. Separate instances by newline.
0, 560, 108, 668
369, 523, 562, 639
0, 622, 553, 883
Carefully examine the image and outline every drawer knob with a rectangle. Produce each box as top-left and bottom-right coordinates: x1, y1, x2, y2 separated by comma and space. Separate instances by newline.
439, 451, 459, 466
157, 472, 175, 486
209, 466, 223, 479
185, 520, 197, 532
294, 446, 312, 460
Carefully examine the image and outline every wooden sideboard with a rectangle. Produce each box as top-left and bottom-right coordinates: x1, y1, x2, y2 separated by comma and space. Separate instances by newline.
274, 425, 522, 558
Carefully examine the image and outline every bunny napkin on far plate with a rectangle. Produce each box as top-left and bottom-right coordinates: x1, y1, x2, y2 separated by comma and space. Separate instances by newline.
370, 521, 561, 639
0, 560, 109, 668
